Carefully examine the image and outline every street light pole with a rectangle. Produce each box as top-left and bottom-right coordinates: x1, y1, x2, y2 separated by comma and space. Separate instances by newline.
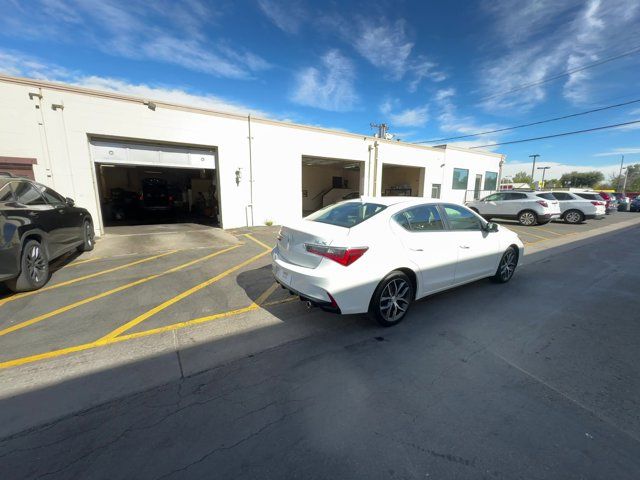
622, 167, 629, 194
617, 154, 625, 191
529, 154, 540, 184
537, 166, 551, 189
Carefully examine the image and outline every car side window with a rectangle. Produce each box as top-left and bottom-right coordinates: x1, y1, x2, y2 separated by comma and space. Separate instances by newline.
393, 205, 444, 232
41, 187, 66, 206
511, 193, 527, 199
552, 192, 572, 200
0, 183, 15, 202
442, 204, 483, 231
501, 193, 517, 201
14, 182, 47, 206
483, 193, 503, 201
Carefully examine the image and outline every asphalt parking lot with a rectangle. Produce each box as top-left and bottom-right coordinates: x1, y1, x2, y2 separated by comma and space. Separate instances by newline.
0, 213, 636, 374
1, 213, 639, 479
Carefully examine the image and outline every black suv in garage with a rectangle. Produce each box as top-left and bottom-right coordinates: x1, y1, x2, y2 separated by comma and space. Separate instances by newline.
0, 173, 94, 292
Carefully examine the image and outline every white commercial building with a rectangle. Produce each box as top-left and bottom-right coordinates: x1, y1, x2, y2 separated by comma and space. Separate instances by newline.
0, 75, 505, 234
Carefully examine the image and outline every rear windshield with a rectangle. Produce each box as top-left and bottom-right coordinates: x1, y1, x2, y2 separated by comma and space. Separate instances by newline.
536, 193, 556, 200
307, 202, 387, 228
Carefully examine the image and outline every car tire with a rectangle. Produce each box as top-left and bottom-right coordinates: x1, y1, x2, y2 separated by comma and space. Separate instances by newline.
369, 271, 415, 327
493, 246, 518, 283
5, 239, 50, 292
518, 210, 537, 226
77, 219, 95, 252
564, 210, 584, 224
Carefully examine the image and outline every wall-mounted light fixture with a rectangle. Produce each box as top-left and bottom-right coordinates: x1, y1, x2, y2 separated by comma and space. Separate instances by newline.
235, 167, 242, 186
51, 104, 64, 111
28, 92, 42, 100
143, 101, 157, 111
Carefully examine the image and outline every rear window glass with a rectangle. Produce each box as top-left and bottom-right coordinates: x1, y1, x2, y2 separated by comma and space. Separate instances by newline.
307, 202, 386, 228
536, 193, 556, 200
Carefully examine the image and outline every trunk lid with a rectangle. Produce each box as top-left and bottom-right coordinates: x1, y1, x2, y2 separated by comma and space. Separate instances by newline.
277, 220, 349, 269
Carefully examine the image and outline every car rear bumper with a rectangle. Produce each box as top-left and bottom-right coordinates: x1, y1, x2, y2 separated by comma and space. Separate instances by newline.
271, 247, 375, 315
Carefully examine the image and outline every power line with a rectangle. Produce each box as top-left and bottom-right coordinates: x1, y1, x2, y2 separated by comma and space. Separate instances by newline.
468, 119, 640, 149
415, 97, 640, 144
477, 44, 640, 104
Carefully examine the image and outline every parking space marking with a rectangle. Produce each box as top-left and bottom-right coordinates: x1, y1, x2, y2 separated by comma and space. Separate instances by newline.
503, 226, 554, 241
0, 250, 178, 307
0, 245, 241, 338
244, 233, 273, 250
100, 236, 272, 341
0, 282, 280, 371
64, 257, 105, 268
531, 226, 564, 236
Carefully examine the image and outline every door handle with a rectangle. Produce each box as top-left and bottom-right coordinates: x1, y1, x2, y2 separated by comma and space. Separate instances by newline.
410, 248, 424, 252
459, 245, 470, 249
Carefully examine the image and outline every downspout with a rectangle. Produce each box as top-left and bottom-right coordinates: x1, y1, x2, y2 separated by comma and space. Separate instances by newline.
247, 114, 255, 226
372, 141, 379, 196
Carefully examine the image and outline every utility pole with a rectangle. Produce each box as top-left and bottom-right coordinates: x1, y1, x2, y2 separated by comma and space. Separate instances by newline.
617, 154, 625, 191
529, 154, 540, 184
370, 123, 388, 139
622, 167, 629, 194
537, 166, 551, 189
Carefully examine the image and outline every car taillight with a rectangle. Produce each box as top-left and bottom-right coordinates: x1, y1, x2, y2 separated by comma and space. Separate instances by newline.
536, 200, 548, 207
305, 244, 368, 266
591, 201, 604, 206
139, 194, 144, 201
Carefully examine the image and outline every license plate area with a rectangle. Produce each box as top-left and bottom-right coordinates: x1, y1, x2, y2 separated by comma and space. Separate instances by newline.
275, 265, 292, 285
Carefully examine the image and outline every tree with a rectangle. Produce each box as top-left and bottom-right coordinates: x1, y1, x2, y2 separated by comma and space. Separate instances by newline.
512, 171, 533, 184
558, 171, 604, 188
609, 163, 640, 192
544, 178, 561, 188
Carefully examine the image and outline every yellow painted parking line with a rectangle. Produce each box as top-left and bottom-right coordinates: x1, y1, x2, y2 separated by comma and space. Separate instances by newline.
530, 226, 564, 237
0, 245, 241, 338
101, 236, 272, 341
505, 227, 553, 241
0, 282, 279, 370
64, 256, 104, 268
0, 250, 178, 307
244, 233, 273, 250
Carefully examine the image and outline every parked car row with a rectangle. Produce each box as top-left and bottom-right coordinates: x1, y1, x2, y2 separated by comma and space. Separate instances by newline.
465, 190, 617, 226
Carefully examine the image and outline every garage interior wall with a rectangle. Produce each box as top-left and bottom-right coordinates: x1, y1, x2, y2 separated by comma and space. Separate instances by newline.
381, 165, 425, 196
301, 163, 361, 213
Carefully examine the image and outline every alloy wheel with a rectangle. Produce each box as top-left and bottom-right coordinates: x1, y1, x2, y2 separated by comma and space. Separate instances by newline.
85, 222, 94, 246
379, 278, 411, 323
566, 211, 580, 223
26, 244, 47, 283
520, 212, 535, 226
499, 249, 517, 281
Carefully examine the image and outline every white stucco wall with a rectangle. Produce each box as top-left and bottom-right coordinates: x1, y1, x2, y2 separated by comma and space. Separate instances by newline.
0, 76, 504, 233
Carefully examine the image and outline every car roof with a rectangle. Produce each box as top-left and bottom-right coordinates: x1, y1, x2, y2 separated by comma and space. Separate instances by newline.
346, 196, 443, 207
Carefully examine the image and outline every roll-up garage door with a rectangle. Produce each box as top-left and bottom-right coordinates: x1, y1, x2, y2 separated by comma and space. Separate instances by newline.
89, 139, 215, 169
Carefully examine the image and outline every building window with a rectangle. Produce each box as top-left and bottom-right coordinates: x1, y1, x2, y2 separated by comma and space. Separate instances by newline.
431, 184, 441, 199
484, 171, 498, 191
452, 168, 469, 190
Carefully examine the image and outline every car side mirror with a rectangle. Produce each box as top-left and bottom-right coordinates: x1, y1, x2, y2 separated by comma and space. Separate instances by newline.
484, 222, 498, 232
65, 197, 75, 207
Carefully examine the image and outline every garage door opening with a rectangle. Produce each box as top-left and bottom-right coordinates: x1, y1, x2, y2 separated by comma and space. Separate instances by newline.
381, 164, 425, 197
95, 164, 219, 228
90, 138, 220, 231
301, 156, 364, 216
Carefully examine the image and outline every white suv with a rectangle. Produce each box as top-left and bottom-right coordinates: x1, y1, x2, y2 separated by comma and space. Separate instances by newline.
548, 191, 606, 223
466, 191, 561, 226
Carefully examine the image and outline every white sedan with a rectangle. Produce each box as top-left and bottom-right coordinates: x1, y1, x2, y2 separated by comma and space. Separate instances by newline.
272, 197, 524, 327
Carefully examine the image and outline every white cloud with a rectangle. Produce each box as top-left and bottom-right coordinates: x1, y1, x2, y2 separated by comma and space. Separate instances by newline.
257, 0, 306, 34
431, 88, 504, 149
327, 15, 445, 91
380, 98, 429, 127
502, 161, 620, 179
0, 49, 271, 117
479, 0, 640, 111
291, 50, 358, 111
0, 0, 270, 80
593, 147, 640, 157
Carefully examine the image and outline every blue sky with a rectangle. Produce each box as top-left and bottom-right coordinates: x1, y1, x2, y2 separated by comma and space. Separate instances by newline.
1, 0, 639, 181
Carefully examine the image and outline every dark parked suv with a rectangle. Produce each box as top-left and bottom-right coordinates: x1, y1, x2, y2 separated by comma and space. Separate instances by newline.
0, 174, 94, 292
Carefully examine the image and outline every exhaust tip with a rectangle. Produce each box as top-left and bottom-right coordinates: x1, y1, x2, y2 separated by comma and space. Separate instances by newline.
306, 301, 313, 309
